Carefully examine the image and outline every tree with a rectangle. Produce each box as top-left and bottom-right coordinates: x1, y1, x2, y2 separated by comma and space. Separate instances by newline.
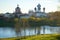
21, 18, 29, 36
49, 11, 60, 26
14, 18, 21, 37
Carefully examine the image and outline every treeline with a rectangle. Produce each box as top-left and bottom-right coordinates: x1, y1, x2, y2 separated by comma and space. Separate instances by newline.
0, 18, 14, 27
20, 17, 60, 27
0, 11, 60, 27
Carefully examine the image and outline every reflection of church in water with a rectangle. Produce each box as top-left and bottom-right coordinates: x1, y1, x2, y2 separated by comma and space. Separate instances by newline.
14, 4, 47, 18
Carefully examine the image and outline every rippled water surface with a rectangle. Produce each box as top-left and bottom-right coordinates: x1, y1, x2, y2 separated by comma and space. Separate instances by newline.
0, 26, 60, 38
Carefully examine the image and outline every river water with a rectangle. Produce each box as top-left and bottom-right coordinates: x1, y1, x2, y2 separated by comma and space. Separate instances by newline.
0, 26, 60, 38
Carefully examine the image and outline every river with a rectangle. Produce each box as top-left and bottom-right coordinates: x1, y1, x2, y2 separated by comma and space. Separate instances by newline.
0, 26, 60, 38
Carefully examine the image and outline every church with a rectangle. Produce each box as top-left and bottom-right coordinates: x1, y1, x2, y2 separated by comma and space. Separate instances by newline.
14, 4, 22, 18
14, 4, 47, 18
28, 4, 47, 18
4, 4, 47, 18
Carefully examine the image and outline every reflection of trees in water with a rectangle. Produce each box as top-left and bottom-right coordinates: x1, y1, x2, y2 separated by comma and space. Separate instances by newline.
50, 27, 56, 33
14, 18, 30, 37
50, 27, 60, 34
28, 26, 41, 35
57, 27, 60, 33
35, 26, 36, 35
22, 19, 30, 36
28, 27, 32, 35
14, 22, 21, 37
37, 26, 41, 35
43, 26, 45, 34
34, 26, 41, 35
14, 18, 21, 37
56, 27, 60, 34
14, 18, 42, 37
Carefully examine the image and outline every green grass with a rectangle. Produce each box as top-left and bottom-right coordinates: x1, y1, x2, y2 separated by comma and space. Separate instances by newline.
0, 34, 60, 40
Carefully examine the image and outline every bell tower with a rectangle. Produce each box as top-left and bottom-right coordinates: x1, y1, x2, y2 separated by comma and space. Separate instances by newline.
15, 4, 21, 14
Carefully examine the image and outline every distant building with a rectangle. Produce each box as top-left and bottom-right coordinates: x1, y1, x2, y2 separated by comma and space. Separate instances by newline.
4, 12, 14, 18
20, 14, 29, 18
3, 4, 48, 19
0, 14, 4, 19
4, 12, 11, 18
33, 4, 47, 18
14, 4, 22, 18
28, 10, 35, 17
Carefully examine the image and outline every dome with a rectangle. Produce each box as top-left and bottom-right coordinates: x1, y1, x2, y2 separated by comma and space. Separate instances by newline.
15, 4, 20, 10
15, 4, 21, 13
37, 4, 41, 7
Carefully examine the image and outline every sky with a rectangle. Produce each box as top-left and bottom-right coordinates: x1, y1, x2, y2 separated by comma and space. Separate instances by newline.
0, 0, 58, 13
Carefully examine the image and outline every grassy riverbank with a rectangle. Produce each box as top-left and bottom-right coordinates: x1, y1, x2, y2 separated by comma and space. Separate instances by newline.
0, 34, 60, 40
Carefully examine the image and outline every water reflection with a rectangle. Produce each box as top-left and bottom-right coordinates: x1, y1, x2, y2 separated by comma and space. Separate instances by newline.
50, 27, 60, 34
0, 27, 16, 38
0, 26, 60, 38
